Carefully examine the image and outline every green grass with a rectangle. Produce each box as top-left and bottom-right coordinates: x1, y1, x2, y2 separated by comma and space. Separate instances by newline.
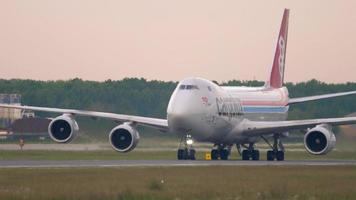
1, 149, 356, 161
0, 150, 175, 160
1, 166, 356, 200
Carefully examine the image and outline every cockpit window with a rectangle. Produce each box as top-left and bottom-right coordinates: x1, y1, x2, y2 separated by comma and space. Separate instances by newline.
179, 85, 199, 90
179, 85, 186, 90
186, 85, 199, 90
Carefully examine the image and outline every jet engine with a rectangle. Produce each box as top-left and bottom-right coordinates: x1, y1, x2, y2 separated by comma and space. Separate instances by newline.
304, 124, 336, 155
109, 123, 140, 153
48, 114, 79, 143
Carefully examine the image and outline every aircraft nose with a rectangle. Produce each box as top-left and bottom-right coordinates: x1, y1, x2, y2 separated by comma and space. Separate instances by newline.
168, 114, 191, 133
169, 91, 203, 116
167, 92, 202, 132
171, 100, 194, 116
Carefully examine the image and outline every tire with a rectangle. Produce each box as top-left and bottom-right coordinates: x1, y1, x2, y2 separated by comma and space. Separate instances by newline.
252, 150, 260, 161
242, 150, 250, 160
183, 148, 189, 160
211, 149, 219, 160
177, 149, 184, 160
220, 149, 229, 160
276, 151, 284, 161
267, 150, 275, 161
189, 149, 196, 160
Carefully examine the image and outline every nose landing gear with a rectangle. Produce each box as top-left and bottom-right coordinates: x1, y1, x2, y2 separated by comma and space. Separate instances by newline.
177, 135, 196, 160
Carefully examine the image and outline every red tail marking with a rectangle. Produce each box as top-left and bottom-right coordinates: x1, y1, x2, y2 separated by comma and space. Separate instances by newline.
268, 9, 289, 88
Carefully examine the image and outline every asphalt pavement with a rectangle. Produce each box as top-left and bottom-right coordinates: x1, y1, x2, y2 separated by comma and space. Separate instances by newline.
1, 159, 356, 168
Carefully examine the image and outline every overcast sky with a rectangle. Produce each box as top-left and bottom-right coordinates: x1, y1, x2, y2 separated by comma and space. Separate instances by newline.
0, 0, 355, 83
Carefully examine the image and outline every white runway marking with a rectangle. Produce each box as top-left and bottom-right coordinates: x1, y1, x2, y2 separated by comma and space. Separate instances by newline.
0, 160, 356, 168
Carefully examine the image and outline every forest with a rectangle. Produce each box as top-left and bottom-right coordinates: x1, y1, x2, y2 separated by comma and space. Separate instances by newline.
0, 78, 355, 136
0, 78, 356, 119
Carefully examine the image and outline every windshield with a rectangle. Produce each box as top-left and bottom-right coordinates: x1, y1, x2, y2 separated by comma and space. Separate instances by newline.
179, 85, 199, 90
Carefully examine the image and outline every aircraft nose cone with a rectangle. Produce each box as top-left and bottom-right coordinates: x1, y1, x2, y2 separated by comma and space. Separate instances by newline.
167, 95, 201, 133
171, 103, 192, 116
168, 114, 192, 133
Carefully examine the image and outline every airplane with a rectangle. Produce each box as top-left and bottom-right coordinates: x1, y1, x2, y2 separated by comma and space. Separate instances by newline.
1, 9, 356, 161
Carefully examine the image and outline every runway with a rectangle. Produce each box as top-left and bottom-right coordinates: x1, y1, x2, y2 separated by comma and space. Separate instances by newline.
1, 159, 356, 168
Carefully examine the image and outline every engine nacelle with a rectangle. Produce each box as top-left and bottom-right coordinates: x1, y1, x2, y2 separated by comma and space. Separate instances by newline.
304, 124, 336, 155
48, 114, 79, 143
109, 123, 140, 153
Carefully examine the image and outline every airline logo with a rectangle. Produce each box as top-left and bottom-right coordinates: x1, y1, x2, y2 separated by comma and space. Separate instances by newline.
278, 36, 286, 79
201, 96, 211, 106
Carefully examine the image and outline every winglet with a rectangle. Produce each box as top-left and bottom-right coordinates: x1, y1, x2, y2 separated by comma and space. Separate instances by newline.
265, 9, 289, 89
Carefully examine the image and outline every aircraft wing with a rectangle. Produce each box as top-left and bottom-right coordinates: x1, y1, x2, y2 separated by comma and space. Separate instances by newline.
288, 90, 356, 104
0, 104, 168, 131
241, 117, 356, 136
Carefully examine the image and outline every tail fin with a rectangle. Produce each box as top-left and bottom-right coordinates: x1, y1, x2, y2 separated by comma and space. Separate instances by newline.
265, 9, 289, 89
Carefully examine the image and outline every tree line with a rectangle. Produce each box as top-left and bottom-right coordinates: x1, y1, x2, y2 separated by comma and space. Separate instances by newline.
0, 78, 355, 136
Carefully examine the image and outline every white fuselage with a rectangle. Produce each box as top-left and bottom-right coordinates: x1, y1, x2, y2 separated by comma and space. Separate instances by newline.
167, 77, 289, 145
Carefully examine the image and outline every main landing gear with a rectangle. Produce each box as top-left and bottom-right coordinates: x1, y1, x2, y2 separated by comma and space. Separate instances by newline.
211, 145, 231, 160
261, 134, 285, 161
241, 143, 260, 161
177, 135, 196, 160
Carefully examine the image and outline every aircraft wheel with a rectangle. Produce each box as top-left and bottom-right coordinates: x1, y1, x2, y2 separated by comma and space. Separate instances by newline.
211, 149, 219, 160
252, 150, 260, 161
242, 150, 250, 160
183, 148, 189, 160
177, 149, 185, 160
276, 151, 284, 161
220, 149, 229, 160
267, 150, 275, 161
189, 149, 196, 160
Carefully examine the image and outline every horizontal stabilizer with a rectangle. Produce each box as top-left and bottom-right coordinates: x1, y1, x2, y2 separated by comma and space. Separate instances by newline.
288, 90, 356, 105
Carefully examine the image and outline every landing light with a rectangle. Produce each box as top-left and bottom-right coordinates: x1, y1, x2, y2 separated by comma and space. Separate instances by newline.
187, 139, 194, 145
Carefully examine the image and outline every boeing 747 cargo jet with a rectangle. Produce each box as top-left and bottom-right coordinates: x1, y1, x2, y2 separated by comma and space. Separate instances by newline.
2, 9, 356, 161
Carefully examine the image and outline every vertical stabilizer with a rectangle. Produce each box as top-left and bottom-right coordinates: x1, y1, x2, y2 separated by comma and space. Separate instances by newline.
266, 9, 289, 89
